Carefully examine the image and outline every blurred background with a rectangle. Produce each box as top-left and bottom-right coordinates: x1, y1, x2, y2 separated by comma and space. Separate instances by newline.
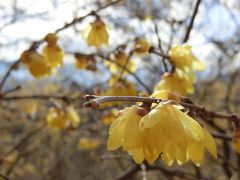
0, 0, 240, 179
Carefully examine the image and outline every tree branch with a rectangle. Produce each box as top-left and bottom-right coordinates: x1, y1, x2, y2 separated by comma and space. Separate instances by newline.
182, 0, 202, 43
84, 95, 240, 123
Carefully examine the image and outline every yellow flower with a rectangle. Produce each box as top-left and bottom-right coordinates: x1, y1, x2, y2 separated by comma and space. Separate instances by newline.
26, 51, 51, 78
107, 106, 148, 163
66, 105, 81, 128
140, 104, 217, 166
105, 51, 136, 74
78, 138, 100, 150
154, 69, 195, 96
134, 38, 150, 54
74, 53, 97, 71
42, 33, 64, 68
169, 44, 205, 71
107, 101, 217, 166
46, 106, 80, 130
87, 18, 108, 48
46, 107, 66, 130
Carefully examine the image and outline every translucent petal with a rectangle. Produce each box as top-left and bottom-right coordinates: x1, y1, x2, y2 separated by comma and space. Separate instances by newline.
203, 128, 217, 159
130, 148, 144, 164
162, 142, 176, 166
187, 141, 204, 166
107, 119, 125, 150
193, 59, 205, 71
143, 147, 159, 164
42, 45, 63, 68
175, 109, 204, 141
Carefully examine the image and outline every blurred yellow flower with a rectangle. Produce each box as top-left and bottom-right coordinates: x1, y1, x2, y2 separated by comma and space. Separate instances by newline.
134, 38, 150, 54
66, 105, 81, 128
21, 100, 38, 115
101, 109, 118, 125
46, 107, 66, 130
87, 18, 108, 48
106, 78, 137, 97
42, 33, 64, 68
74, 53, 97, 71
105, 51, 136, 74
78, 138, 100, 150
20, 50, 51, 78
46, 106, 80, 130
169, 44, 205, 71
26, 51, 51, 78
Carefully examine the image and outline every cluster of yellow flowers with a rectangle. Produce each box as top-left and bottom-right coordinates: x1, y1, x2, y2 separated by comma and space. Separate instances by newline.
155, 44, 204, 96
20, 33, 63, 78
107, 44, 218, 166
20, 17, 109, 78
107, 91, 217, 166
46, 105, 80, 130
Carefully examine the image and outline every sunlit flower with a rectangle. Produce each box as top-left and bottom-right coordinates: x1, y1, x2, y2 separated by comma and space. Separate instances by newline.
87, 18, 109, 48
107, 103, 217, 166
154, 69, 195, 96
169, 44, 205, 71
42, 33, 64, 68
25, 51, 51, 78
140, 104, 217, 166
107, 106, 150, 163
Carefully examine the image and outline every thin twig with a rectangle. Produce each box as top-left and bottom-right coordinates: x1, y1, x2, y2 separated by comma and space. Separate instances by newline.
84, 95, 240, 123
153, 23, 168, 72
0, 60, 20, 92
182, 0, 202, 43
0, 95, 83, 102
